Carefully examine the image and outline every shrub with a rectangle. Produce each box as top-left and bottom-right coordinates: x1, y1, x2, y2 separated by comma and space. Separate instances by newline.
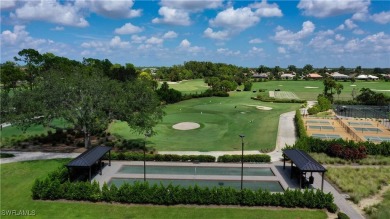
337, 212, 350, 219
107, 152, 216, 162
327, 202, 338, 213
217, 154, 271, 163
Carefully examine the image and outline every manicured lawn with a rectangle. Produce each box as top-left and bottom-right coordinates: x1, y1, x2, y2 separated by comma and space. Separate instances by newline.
253, 80, 390, 100
160, 79, 209, 94
109, 91, 299, 151
0, 159, 327, 219
0, 118, 71, 147
326, 167, 390, 203
365, 189, 390, 219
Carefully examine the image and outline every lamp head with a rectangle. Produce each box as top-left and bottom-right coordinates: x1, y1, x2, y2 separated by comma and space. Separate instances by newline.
239, 134, 245, 138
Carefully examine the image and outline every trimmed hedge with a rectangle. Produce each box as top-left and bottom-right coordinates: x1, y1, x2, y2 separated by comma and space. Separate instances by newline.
32, 167, 335, 210
337, 212, 350, 219
217, 154, 270, 163
251, 96, 306, 103
108, 152, 216, 162
294, 109, 307, 138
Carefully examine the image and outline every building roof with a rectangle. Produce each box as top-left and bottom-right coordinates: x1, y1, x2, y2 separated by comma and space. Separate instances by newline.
331, 72, 349, 78
281, 73, 295, 78
283, 149, 326, 172
307, 73, 322, 78
67, 146, 112, 167
357, 74, 368, 79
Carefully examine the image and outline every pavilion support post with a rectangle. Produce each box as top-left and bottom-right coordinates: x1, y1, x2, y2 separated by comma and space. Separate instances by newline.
89, 167, 91, 181
299, 171, 302, 189
99, 160, 102, 175
283, 154, 286, 169
321, 172, 325, 191
290, 162, 293, 179
67, 167, 71, 181
109, 150, 111, 166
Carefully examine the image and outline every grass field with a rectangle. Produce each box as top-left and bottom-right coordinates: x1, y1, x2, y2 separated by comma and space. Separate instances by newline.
0, 159, 327, 219
160, 79, 209, 94
109, 90, 299, 151
365, 189, 390, 219
0, 118, 71, 147
252, 80, 390, 100
326, 167, 390, 203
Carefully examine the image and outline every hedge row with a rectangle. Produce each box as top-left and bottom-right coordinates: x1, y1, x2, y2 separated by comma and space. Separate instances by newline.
107, 153, 272, 163
217, 154, 270, 163
108, 152, 216, 162
32, 167, 335, 210
294, 109, 307, 138
251, 96, 306, 103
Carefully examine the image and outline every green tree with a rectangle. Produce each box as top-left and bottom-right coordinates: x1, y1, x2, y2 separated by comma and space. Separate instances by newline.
14, 49, 43, 90
323, 77, 336, 102
3, 69, 163, 148
287, 65, 297, 73
335, 83, 344, 100
0, 61, 25, 90
303, 64, 313, 75
339, 66, 346, 74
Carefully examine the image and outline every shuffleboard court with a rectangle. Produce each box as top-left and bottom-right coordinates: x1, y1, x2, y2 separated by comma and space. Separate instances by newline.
354, 127, 382, 133
306, 120, 330, 125
348, 121, 373, 126
365, 136, 390, 142
309, 125, 335, 130
311, 133, 341, 140
118, 165, 275, 176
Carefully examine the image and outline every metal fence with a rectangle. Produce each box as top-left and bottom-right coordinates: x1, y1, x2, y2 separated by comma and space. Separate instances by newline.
333, 104, 390, 119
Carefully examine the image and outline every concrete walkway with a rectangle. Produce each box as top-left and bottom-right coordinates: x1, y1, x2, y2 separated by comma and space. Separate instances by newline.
0, 151, 79, 164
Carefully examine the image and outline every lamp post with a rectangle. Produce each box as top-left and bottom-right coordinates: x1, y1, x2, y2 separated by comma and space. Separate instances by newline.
144, 131, 152, 182
239, 134, 245, 191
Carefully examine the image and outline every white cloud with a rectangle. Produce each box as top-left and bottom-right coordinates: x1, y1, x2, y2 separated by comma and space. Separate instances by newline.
114, 23, 143, 35
217, 48, 240, 56
203, 28, 230, 40
353, 29, 365, 35
1, 25, 46, 47
81, 41, 104, 49
297, 0, 370, 18
152, 6, 191, 26
250, 46, 264, 54
159, 0, 222, 11
335, 34, 345, 41
371, 11, 390, 24
75, 0, 141, 18
179, 39, 204, 53
336, 24, 345, 30
249, 38, 263, 44
309, 30, 335, 50
1, 0, 17, 10
272, 21, 315, 48
11, 0, 89, 27
210, 7, 259, 31
344, 19, 357, 29
163, 31, 178, 39
250, 0, 283, 17
277, 47, 286, 54
146, 37, 163, 45
109, 36, 130, 48
131, 35, 146, 44
51, 26, 64, 31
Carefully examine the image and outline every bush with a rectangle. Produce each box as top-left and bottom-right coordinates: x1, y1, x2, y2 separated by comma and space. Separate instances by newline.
251, 96, 306, 103
327, 202, 338, 213
32, 167, 335, 210
217, 154, 271, 162
337, 212, 350, 219
294, 109, 307, 138
108, 152, 216, 162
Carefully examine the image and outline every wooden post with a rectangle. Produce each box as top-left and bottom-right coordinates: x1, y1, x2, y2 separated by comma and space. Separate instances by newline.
290, 162, 293, 179
299, 171, 302, 189
99, 160, 102, 175
89, 167, 91, 181
321, 172, 325, 191
109, 150, 111, 166
283, 154, 286, 169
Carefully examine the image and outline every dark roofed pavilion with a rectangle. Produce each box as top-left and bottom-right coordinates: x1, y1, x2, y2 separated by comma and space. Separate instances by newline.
283, 149, 326, 191
67, 145, 112, 181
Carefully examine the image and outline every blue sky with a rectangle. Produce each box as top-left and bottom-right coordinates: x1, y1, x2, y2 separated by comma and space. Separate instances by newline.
1, 0, 390, 68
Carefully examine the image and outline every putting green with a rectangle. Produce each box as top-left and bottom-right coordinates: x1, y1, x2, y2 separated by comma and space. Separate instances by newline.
109, 91, 299, 151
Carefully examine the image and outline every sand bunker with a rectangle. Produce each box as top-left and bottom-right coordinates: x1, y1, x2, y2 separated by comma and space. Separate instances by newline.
304, 86, 318, 88
350, 85, 357, 86
373, 89, 390, 92
245, 105, 273, 110
172, 122, 200, 130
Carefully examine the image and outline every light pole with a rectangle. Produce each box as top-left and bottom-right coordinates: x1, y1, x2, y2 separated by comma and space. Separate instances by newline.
239, 134, 245, 191
144, 131, 152, 182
